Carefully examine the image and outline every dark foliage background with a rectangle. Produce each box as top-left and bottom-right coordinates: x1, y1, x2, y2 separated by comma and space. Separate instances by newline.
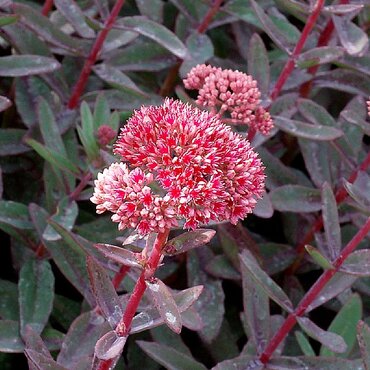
0, 0, 370, 369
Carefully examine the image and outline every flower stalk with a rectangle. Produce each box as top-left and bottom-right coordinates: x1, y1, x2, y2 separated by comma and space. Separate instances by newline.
260, 216, 370, 364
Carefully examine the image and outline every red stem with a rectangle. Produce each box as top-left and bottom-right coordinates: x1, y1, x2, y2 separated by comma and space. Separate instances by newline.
67, 0, 126, 109
112, 265, 130, 290
269, 0, 325, 101
41, 0, 53, 16
197, 0, 224, 33
96, 230, 169, 370
260, 216, 370, 363
300, 0, 349, 97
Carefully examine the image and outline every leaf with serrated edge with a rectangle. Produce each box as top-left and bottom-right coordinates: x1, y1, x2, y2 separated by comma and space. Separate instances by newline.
239, 250, 293, 312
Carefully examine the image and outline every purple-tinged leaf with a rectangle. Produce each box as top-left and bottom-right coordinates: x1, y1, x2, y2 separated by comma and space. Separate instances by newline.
146, 278, 182, 334
23, 325, 52, 360
93, 64, 148, 96
54, 0, 95, 39
340, 251, 370, 277
94, 330, 127, 360
0, 55, 60, 76
307, 273, 357, 312
314, 69, 370, 97
29, 204, 95, 306
57, 312, 109, 367
0, 95, 11, 112
247, 33, 269, 97
18, 259, 54, 337
163, 229, 215, 256
181, 307, 203, 331
43, 198, 78, 241
187, 249, 224, 342
239, 250, 293, 312
259, 243, 297, 275
131, 285, 203, 334
0, 129, 30, 156
241, 253, 269, 354
297, 317, 347, 353
298, 98, 336, 127
344, 172, 370, 210
250, 0, 298, 53
180, 32, 213, 77
324, 4, 364, 16
333, 15, 368, 56
13, 3, 89, 56
270, 185, 322, 213
305, 245, 334, 270
320, 294, 362, 357
273, 116, 343, 140
253, 192, 274, 219
25, 349, 68, 370
115, 16, 187, 59
357, 320, 370, 369
136, 0, 164, 23
137, 341, 208, 370
322, 182, 341, 260
95, 243, 142, 269
87, 256, 123, 329
0, 320, 24, 352
296, 46, 345, 69
205, 255, 241, 280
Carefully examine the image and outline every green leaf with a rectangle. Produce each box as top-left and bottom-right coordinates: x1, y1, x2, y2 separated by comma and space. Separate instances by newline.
205, 255, 240, 280
78, 102, 100, 160
105, 39, 176, 72
344, 172, 370, 211
14, 3, 89, 56
136, 0, 164, 23
180, 32, 214, 77
320, 294, 362, 357
0, 129, 30, 156
25, 349, 68, 370
0, 200, 33, 230
333, 15, 368, 56
296, 46, 345, 69
247, 33, 270, 97
93, 64, 148, 96
357, 320, 370, 369
93, 93, 111, 129
0, 280, 19, 320
273, 116, 343, 140
295, 331, 315, 356
239, 250, 293, 312
270, 185, 322, 213
298, 98, 336, 127
43, 197, 78, 241
117, 16, 187, 59
0, 14, 19, 26
26, 138, 80, 175
54, 0, 95, 39
0, 320, 24, 353
18, 259, 55, 336
137, 341, 208, 370
297, 316, 347, 353
305, 245, 334, 269
87, 256, 123, 329
322, 182, 341, 259
250, 0, 299, 53
0, 55, 60, 76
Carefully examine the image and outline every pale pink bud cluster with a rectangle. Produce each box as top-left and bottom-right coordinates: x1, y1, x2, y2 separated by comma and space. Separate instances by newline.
91, 99, 265, 235
97, 125, 116, 147
367, 99, 370, 117
183, 64, 273, 135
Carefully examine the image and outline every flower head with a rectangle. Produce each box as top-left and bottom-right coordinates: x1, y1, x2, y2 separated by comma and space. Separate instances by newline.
91, 99, 265, 234
183, 64, 274, 135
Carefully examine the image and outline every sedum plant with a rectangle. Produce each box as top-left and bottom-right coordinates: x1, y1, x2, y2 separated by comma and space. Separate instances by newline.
0, 0, 369, 370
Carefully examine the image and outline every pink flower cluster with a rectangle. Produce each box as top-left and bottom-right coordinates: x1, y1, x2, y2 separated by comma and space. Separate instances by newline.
91, 99, 265, 235
183, 64, 273, 135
